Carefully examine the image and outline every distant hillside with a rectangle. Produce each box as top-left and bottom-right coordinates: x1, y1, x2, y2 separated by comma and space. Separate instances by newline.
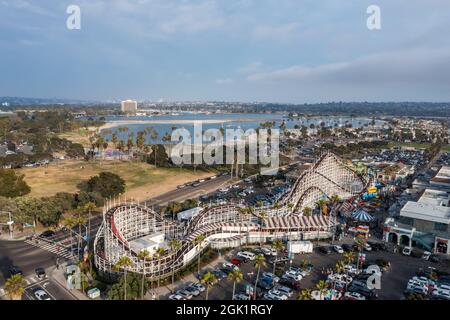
0, 96, 97, 106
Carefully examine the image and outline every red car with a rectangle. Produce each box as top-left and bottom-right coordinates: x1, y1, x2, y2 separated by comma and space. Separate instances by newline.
231, 257, 244, 266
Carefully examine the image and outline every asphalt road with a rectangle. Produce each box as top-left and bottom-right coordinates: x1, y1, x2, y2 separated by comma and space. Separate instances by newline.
144, 175, 232, 207
0, 240, 56, 285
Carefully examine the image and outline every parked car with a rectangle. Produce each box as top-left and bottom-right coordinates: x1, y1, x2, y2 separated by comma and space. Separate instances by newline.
222, 262, 239, 272
342, 291, 366, 300
319, 246, 332, 254
429, 254, 441, 263
212, 269, 227, 281
192, 283, 205, 292
363, 243, 372, 252
269, 257, 289, 265
184, 285, 200, 297
333, 245, 344, 254
237, 251, 256, 261
169, 294, 186, 300
175, 290, 193, 300
267, 289, 288, 300
35, 267, 46, 279
264, 290, 287, 300
279, 278, 302, 290
34, 289, 51, 300
402, 247, 413, 256
342, 244, 353, 252
262, 272, 279, 283
274, 285, 293, 297
231, 257, 245, 266
234, 293, 251, 300
39, 230, 55, 238
9, 266, 23, 276
283, 270, 302, 281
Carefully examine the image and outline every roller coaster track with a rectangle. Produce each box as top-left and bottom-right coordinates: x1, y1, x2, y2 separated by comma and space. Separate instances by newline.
94, 152, 367, 279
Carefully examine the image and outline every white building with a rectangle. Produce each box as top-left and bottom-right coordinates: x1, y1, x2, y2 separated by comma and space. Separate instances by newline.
121, 100, 138, 114
383, 188, 450, 254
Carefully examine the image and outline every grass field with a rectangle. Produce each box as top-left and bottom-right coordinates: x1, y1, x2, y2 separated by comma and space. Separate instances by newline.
19, 160, 214, 200
58, 127, 98, 147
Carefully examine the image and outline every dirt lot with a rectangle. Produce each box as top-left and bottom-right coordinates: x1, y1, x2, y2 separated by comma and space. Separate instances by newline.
19, 160, 215, 200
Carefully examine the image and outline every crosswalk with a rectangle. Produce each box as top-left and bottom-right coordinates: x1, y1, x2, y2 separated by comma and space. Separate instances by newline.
24, 239, 74, 259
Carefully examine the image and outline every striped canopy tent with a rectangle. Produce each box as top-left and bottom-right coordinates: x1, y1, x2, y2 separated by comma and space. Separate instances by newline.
351, 209, 375, 222
338, 201, 354, 217
264, 215, 331, 230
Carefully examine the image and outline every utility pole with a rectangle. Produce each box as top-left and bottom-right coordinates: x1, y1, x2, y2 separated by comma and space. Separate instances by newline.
0, 211, 14, 240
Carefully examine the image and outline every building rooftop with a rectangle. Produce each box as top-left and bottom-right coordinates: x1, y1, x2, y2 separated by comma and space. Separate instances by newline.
400, 201, 450, 225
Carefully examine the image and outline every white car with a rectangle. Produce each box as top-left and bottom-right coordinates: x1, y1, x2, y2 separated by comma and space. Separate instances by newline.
333, 245, 344, 254
34, 289, 51, 300
237, 251, 256, 261
222, 262, 239, 271
169, 294, 186, 300
176, 290, 193, 300
343, 264, 359, 275
219, 188, 230, 193
274, 285, 293, 297
343, 292, 366, 300
192, 283, 205, 292
422, 251, 432, 260
234, 293, 251, 300
265, 290, 288, 300
402, 247, 412, 256
432, 288, 450, 300
284, 270, 302, 281
363, 243, 372, 252
261, 247, 277, 256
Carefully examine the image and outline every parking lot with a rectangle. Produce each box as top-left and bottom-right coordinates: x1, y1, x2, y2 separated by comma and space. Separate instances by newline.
165, 239, 450, 301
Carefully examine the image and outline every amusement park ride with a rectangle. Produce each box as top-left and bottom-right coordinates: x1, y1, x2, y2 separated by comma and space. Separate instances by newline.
93, 152, 368, 279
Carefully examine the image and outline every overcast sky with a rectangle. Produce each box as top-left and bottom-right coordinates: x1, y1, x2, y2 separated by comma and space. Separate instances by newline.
1, 0, 450, 103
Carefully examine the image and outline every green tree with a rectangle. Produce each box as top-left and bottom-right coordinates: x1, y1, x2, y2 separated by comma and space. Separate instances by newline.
297, 288, 312, 300
200, 272, 217, 301
137, 249, 151, 300
228, 268, 243, 300
169, 239, 182, 291
194, 235, 205, 275
155, 247, 166, 289
113, 256, 134, 300
0, 169, 30, 198
271, 239, 284, 274
315, 280, 328, 300
253, 254, 266, 299
5, 274, 27, 300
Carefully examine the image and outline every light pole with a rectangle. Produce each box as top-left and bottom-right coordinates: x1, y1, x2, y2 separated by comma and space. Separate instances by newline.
0, 211, 13, 240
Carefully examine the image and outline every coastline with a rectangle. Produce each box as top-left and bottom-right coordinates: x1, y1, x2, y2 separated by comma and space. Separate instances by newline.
99, 118, 271, 130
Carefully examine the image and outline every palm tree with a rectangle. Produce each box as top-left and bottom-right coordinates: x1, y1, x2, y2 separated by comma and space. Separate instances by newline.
253, 254, 266, 299
83, 202, 96, 245
169, 239, 182, 291
111, 132, 118, 149
343, 251, 354, 265
335, 260, 345, 274
271, 239, 284, 274
302, 206, 312, 217
113, 256, 134, 300
259, 212, 268, 246
62, 216, 76, 256
194, 235, 205, 276
5, 274, 27, 300
354, 236, 366, 270
315, 280, 328, 300
155, 247, 166, 289
137, 249, 151, 300
297, 288, 312, 300
200, 272, 217, 300
228, 269, 243, 300
315, 199, 328, 215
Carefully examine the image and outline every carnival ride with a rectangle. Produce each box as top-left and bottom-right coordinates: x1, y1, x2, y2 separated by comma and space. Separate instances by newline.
93, 152, 368, 279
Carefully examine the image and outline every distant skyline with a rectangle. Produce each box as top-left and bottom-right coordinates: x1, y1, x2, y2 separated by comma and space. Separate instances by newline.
1, 0, 450, 103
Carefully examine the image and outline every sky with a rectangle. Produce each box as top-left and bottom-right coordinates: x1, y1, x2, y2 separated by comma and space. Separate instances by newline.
1, 0, 450, 103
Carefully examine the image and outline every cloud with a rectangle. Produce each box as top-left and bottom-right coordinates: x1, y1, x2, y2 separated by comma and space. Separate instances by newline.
215, 78, 233, 85
247, 48, 450, 86
0, 0, 53, 16
251, 23, 299, 42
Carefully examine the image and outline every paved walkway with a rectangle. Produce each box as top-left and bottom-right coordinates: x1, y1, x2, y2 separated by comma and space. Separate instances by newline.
50, 262, 89, 300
